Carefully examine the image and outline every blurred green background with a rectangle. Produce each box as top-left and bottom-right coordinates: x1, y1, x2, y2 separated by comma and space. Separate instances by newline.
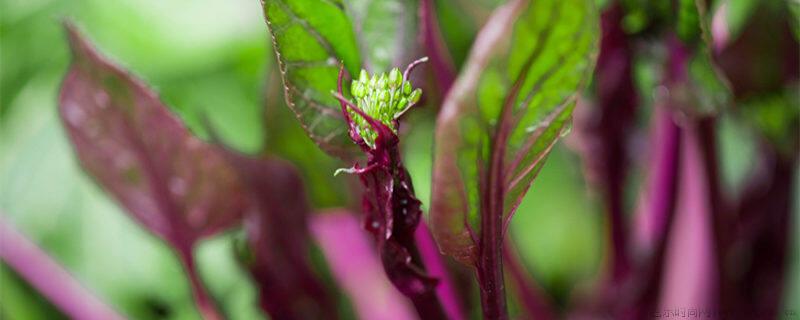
0, 0, 797, 319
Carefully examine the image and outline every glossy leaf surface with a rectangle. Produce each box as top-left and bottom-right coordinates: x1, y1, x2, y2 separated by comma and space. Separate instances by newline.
59, 24, 247, 248
430, 0, 599, 264
346, 0, 418, 73
261, 0, 362, 157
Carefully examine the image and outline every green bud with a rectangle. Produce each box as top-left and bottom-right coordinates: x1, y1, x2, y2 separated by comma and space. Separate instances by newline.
377, 74, 388, 89
359, 69, 369, 83
388, 68, 402, 88
379, 91, 389, 102
408, 88, 422, 104
369, 75, 377, 88
393, 89, 401, 100
398, 98, 408, 110
350, 80, 359, 97
403, 81, 412, 95
356, 84, 366, 98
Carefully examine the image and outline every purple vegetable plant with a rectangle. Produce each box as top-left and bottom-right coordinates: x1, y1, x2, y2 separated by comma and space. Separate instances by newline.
1, 0, 796, 319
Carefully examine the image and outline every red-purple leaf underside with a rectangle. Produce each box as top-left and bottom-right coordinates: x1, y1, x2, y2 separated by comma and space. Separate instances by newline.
58, 24, 247, 248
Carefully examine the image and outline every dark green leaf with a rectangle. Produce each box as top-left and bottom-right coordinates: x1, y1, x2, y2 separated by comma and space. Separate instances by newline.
261, 0, 362, 158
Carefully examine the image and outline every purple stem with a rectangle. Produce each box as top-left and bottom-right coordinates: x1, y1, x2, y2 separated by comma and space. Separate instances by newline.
176, 245, 223, 320
595, 3, 637, 284
627, 37, 686, 319
415, 221, 467, 320
694, 116, 727, 314
627, 109, 682, 320
0, 215, 126, 320
503, 239, 554, 320
419, 0, 455, 94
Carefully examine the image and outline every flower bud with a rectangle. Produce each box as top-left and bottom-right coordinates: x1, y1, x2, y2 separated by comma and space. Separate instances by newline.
350, 80, 359, 97
408, 88, 422, 105
388, 68, 402, 88
359, 69, 369, 83
398, 98, 408, 110
403, 81, 412, 95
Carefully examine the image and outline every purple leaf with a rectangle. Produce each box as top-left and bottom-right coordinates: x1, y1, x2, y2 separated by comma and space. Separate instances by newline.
58, 23, 247, 319
59, 24, 247, 247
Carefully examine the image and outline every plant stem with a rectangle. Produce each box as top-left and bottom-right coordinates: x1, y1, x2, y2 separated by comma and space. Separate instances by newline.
177, 246, 223, 320
693, 117, 727, 314
0, 215, 127, 320
478, 134, 509, 320
403, 237, 449, 320
631, 107, 682, 319
503, 239, 554, 320
415, 221, 467, 320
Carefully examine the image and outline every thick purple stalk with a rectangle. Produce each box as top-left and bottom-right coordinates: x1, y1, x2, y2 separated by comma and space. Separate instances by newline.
626, 36, 687, 319
695, 116, 727, 315
592, 3, 637, 284
419, 0, 455, 94
729, 149, 796, 319
335, 66, 447, 320
478, 130, 509, 320
415, 221, 467, 320
503, 240, 554, 320
0, 215, 126, 320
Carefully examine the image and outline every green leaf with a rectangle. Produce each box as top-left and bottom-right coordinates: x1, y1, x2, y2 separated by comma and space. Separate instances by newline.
674, 0, 733, 116
429, 0, 598, 264
345, 0, 418, 73
261, 0, 362, 158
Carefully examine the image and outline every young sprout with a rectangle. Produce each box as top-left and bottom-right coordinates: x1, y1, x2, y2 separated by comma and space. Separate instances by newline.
345, 61, 425, 148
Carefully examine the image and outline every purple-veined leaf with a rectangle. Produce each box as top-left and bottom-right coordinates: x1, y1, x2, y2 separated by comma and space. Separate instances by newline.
311, 211, 417, 320
59, 24, 246, 319
59, 23, 247, 248
430, 0, 599, 265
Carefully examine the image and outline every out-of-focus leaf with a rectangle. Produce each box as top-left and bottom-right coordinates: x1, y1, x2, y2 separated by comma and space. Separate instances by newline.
430, 0, 598, 264
715, 1, 799, 156
261, 0, 361, 158
311, 211, 417, 320
670, 0, 732, 115
791, 0, 800, 39
58, 23, 247, 249
224, 153, 337, 319
346, 0, 418, 73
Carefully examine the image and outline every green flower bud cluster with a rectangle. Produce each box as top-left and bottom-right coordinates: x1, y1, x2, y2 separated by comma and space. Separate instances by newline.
349, 67, 422, 147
